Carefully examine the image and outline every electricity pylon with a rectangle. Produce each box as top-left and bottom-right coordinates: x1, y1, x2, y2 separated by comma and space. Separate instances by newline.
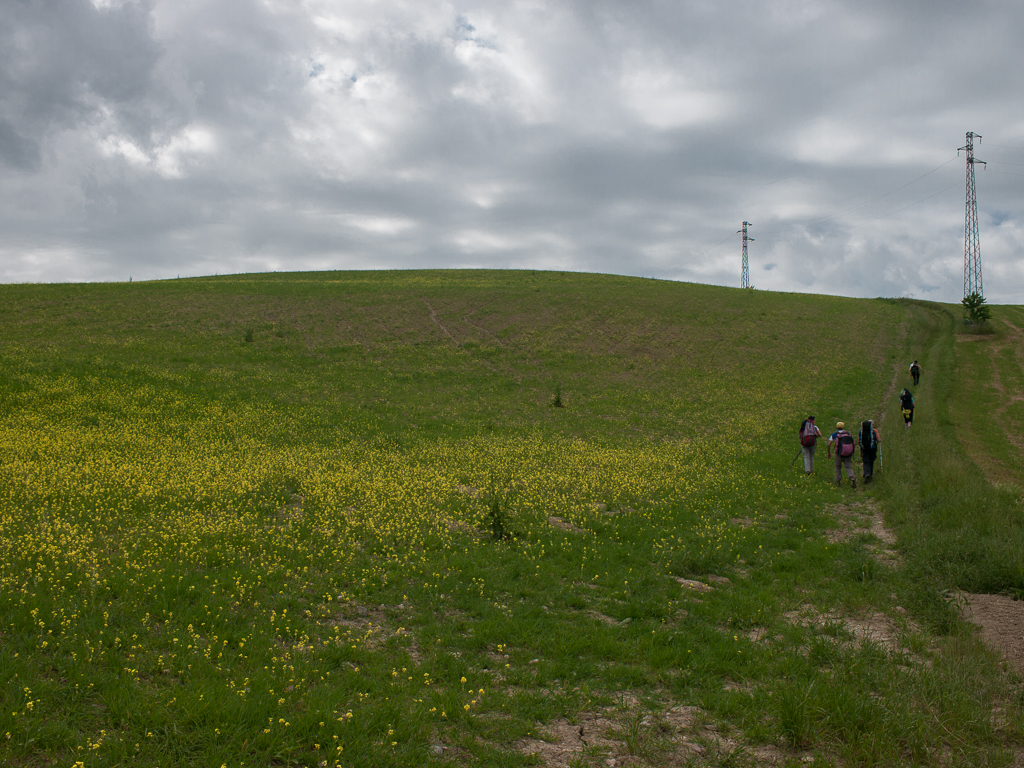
959, 131, 986, 304
738, 221, 753, 289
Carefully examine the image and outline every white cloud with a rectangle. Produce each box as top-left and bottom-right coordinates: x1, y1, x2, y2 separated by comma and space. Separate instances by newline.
620, 62, 733, 130
340, 214, 417, 235
90, 0, 133, 9
98, 125, 216, 178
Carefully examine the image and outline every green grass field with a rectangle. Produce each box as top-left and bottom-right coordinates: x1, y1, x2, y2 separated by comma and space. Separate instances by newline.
1, 271, 1022, 767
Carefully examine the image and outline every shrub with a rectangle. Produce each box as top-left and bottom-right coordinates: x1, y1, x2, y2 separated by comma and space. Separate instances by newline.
550, 382, 564, 408
961, 292, 991, 325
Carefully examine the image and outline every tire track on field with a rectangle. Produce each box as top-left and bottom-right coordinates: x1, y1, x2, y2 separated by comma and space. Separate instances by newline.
422, 298, 461, 348
992, 318, 1024, 453
422, 297, 529, 380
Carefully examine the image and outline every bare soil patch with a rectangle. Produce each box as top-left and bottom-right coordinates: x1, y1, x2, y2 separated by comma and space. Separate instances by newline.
549, 515, 587, 534
326, 601, 422, 660
513, 696, 805, 767
783, 605, 919, 657
960, 592, 1024, 676
672, 577, 714, 593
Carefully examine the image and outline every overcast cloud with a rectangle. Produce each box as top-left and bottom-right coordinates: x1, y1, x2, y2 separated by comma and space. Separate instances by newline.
1, 0, 1022, 302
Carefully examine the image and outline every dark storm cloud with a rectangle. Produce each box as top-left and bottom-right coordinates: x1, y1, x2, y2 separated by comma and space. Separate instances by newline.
0, 0, 158, 142
0, 0, 1022, 302
0, 119, 40, 169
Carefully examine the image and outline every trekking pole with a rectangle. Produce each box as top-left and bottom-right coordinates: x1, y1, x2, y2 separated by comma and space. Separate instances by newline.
790, 450, 802, 467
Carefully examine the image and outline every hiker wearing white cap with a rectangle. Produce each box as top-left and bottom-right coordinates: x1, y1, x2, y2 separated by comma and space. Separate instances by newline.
827, 421, 857, 488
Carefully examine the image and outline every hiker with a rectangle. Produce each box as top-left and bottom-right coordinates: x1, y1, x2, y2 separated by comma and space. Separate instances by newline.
899, 388, 914, 429
859, 420, 881, 483
828, 422, 857, 488
909, 360, 922, 386
798, 415, 822, 475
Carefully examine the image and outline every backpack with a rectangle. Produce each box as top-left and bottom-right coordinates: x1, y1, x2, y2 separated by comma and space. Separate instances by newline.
899, 390, 914, 408
910, 363, 920, 375
800, 420, 817, 446
860, 420, 876, 451
837, 431, 855, 458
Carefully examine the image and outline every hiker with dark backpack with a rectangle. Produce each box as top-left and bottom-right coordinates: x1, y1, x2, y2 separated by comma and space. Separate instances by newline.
899, 388, 915, 430
909, 360, 921, 386
828, 422, 857, 488
798, 415, 822, 475
859, 420, 881, 483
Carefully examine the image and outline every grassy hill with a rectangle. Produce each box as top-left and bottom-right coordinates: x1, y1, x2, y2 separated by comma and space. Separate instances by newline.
0, 271, 1021, 767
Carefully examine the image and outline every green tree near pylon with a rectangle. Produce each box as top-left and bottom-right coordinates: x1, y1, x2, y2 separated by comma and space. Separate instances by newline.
962, 292, 991, 324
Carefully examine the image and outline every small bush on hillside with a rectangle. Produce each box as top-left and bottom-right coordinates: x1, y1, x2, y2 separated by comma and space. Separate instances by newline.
486, 476, 515, 541
550, 382, 564, 408
961, 292, 991, 325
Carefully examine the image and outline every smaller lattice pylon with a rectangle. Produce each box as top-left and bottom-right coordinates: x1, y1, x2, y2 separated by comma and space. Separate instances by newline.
738, 221, 754, 289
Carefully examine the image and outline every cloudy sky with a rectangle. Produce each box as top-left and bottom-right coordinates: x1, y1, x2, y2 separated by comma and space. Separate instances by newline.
2, 0, 1022, 303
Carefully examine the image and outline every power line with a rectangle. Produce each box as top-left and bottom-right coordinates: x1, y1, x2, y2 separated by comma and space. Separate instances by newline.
678, 174, 962, 277
679, 231, 737, 270
755, 155, 959, 236
676, 145, 994, 280
741, 180, 961, 248
813, 180, 962, 236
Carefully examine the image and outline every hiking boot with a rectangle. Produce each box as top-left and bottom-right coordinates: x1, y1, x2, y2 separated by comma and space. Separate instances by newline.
851, 479, 857, 489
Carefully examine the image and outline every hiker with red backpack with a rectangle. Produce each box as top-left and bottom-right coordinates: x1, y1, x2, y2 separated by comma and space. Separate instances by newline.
798, 415, 822, 474
828, 422, 857, 488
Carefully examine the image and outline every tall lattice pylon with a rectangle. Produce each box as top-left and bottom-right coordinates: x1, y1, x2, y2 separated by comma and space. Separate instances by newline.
738, 221, 753, 289
959, 131, 986, 302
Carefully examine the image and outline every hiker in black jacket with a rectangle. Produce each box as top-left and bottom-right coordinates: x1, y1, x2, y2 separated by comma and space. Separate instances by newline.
859, 420, 881, 483
909, 360, 921, 386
